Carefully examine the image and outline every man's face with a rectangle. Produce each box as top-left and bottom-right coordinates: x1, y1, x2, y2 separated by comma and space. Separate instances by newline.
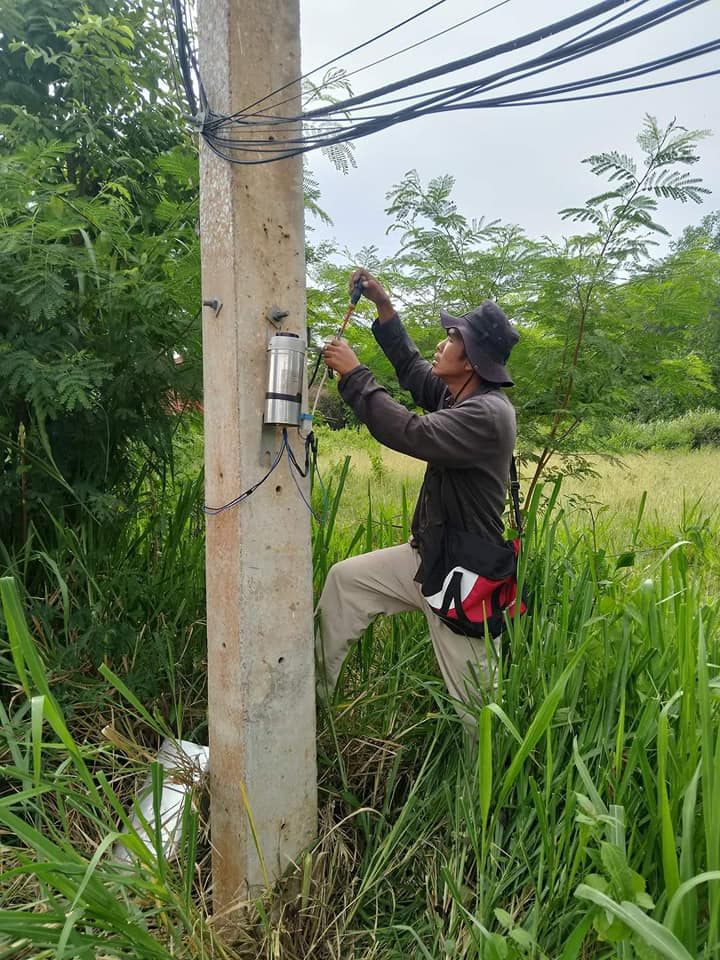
431, 327, 471, 381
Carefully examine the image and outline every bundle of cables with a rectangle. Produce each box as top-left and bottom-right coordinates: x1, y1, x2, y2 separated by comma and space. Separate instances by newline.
169, 0, 719, 165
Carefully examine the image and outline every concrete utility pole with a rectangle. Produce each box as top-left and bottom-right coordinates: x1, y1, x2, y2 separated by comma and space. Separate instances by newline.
198, 0, 316, 911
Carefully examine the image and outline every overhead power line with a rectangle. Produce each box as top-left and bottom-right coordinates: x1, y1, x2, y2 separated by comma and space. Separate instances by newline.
238, 0, 452, 116
238, 0, 517, 123
172, 0, 717, 165
207, 39, 720, 144
203, 0, 634, 131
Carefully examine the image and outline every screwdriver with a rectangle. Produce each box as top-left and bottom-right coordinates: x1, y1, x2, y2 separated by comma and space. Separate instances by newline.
338, 275, 365, 336
326, 276, 364, 379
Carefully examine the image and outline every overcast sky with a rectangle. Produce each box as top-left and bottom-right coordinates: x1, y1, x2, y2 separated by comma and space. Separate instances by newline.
298, 0, 720, 259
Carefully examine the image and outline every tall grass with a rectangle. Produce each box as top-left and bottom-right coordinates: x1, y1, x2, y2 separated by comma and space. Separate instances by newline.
0, 574, 225, 960
0, 468, 208, 729
1, 446, 720, 957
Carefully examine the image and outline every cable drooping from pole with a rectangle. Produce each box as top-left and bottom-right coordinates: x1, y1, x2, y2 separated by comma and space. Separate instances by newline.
203, 10, 716, 151
171, 0, 717, 164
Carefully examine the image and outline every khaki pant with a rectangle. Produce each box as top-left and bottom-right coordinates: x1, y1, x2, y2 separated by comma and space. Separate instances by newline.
316, 542, 497, 728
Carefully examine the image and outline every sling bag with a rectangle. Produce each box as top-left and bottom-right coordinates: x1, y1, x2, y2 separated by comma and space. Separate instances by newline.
420, 457, 527, 639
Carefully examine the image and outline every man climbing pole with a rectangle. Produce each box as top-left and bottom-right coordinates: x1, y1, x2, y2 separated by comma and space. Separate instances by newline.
317, 268, 520, 730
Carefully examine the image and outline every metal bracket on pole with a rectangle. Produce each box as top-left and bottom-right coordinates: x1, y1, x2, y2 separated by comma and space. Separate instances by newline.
268, 305, 289, 328
203, 298, 223, 316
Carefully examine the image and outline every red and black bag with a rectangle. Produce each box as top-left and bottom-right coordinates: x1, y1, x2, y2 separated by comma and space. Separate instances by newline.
420, 458, 527, 639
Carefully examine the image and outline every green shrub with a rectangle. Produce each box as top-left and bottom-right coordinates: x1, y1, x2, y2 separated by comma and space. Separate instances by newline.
688, 409, 720, 448
606, 408, 720, 451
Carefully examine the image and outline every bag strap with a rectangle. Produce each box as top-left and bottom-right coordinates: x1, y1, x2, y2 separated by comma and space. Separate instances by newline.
442, 571, 506, 631
510, 455, 523, 536
439, 570, 463, 617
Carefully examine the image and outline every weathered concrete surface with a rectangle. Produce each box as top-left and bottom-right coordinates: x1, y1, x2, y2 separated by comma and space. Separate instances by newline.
199, 0, 316, 911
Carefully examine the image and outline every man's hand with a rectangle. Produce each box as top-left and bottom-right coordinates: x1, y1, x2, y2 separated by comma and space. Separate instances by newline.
323, 338, 360, 379
350, 268, 395, 322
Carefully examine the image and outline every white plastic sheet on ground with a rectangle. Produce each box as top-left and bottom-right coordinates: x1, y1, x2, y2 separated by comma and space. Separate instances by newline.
113, 738, 209, 863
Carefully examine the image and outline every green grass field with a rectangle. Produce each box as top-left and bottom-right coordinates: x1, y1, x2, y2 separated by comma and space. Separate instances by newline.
318, 427, 720, 542
2, 434, 720, 958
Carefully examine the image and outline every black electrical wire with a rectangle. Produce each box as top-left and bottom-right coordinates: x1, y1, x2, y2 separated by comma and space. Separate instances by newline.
448, 8, 706, 104
415, 0, 707, 115
199, 57, 717, 165
201, 0, 708, 158
205, 31, 717, 153
217, 0, 453, 122
203, 441, 286, 515
342, 0, 516, 85
414, 56, 720, 122
555, 0, 651, 50
201, 2, 714, 160
453, 39, 720, 108
171, 0, 203, 117
187, 0, 686, 139
205, 0, 664, 136
200, 0, 629, 137
287, 449, 320, 520
203, 429, 327, 521
314, 0, 709, 129
284, 428, 328, 523
161, 0, 187, 114
172, 0, 716, 166
237, 0, 517, 124
474, 65, 720, 107
333, 7, 696, 121
308, 350, 326, 389
293, 0, 638, 122
400, 29, 720, 123
203, 0, 632, 135
194, 0, 634, 134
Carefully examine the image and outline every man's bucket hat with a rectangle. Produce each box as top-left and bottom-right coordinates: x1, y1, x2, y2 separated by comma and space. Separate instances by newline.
440, 301, 519, 387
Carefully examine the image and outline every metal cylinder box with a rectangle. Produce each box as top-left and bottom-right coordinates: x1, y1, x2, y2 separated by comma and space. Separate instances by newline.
264, 332, 305, 426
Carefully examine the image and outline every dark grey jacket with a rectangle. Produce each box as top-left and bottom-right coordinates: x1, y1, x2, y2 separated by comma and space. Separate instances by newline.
338, 313, 517, 579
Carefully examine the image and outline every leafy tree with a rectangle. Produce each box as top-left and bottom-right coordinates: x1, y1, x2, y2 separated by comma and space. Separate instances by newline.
1, 0, 184, 204
673, 210, 720, 254
522, 116, 710, 499
607, 247, 719, 418
666, 210, 720, 395
382, 170, 540, 319
0, 0, 359, 551
306, 118, 714, 499
0, 0, 201, 549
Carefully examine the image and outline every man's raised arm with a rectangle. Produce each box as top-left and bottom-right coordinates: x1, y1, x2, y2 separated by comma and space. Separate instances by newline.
348, 268, 447, 413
